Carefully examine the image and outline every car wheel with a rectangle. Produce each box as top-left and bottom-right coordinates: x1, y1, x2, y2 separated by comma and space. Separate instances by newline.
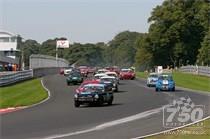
108, 97, 113, 105
172, 87, 175, 91
114, 87, 118, 92
67, 82, 70, 86
147, 84, 150, 87
97, 97, 104, 106
74, 101, 80, 107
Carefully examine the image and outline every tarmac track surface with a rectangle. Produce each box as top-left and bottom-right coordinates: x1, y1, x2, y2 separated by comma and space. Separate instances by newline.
1, 74, 210, 139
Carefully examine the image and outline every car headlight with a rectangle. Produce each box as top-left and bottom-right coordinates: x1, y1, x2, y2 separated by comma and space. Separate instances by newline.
74, 94, 78, 98
113, 83, 116, 87
94, 94, 99, 99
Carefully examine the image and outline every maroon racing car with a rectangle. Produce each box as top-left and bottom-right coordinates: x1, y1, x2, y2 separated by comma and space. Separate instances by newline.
120, 68, 135, 80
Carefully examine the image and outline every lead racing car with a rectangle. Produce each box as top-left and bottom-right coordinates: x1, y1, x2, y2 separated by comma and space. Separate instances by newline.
74, 84, 114, 107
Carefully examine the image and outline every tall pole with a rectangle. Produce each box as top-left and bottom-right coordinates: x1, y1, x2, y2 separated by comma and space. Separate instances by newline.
56, 45, 58, 67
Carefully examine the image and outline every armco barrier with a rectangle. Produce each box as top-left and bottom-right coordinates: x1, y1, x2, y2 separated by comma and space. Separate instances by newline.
0, 67, 63, 86
179, 66, 210, 77
0, 70, 33, 86
30, 54, 69, 69
33, 67, 61, 77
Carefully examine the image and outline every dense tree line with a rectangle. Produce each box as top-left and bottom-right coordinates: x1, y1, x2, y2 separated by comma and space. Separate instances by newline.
20, 31, 141, 67
20, 0, 209, 70
135, 0, 210, 69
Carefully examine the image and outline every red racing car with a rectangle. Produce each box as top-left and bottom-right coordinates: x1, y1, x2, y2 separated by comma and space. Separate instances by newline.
120, 68, 135, 80
76, 79, 100, 93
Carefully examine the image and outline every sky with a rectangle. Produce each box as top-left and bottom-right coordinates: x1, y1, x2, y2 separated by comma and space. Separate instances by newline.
0, 0, 164, 43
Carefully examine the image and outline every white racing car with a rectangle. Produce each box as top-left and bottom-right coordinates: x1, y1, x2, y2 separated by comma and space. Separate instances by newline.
147, 72, 159, 87
94, 73, 107, 80
105, 71, 120, 84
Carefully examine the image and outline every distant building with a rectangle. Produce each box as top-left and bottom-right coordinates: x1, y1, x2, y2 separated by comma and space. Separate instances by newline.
0, 31, 22, 70
0, 31, 22, 59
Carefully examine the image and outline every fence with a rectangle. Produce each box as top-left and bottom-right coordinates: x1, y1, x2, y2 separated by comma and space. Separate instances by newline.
0, 54, 69, 86
0, 70, 33, 86
0, 67, 64, 86
30, 54, 69, 69
179, 66, 210, 77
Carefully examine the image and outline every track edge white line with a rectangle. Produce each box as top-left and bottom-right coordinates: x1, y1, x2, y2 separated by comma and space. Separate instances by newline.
131, 116, 210, 139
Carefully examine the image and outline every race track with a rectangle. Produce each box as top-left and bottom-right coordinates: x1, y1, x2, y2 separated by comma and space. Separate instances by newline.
1, 74, 210, 139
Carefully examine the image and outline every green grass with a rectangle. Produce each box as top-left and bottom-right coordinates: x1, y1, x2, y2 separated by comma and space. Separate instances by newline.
0, 78, 48, 109
172, 72, 210, 92
136, 72, 149, 79
147, 118, 210, 139
136, 71, 210, 93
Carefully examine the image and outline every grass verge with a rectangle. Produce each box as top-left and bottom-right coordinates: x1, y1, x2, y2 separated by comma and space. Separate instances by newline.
136, 71, 210, 92
0, 78, 48, 109
172, 72, 210, 92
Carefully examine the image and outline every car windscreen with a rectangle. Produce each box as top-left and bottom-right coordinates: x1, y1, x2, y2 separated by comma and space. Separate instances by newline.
149, 74, 158, 78
107, 74, 117, 77
101, 78, 114, 82
121, 69, 131, 72
70, 73, 80, 77
159, 76, 172, 80
83, 85, 104, 92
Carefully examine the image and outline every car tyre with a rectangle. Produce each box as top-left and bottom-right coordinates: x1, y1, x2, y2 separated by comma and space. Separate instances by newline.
108, 97, 113, 105
97, 97, 104, 106
172, 87, 175, 91
114, 87, 118, 92
74, 101, 80, 107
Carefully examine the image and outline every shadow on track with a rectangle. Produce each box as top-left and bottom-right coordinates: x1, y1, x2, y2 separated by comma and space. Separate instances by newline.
78, 103, 123, 108
115, 90, 127, 93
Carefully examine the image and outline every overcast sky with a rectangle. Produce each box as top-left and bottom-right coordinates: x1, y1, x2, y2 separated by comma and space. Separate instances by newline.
0, 0, 164, 43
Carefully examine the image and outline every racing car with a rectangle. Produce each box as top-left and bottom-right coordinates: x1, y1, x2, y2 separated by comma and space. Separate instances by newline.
147, 72, 159, 87
119, 68, 135, 80
100, 76, 118, 92
74, 84, 114, 107
76, 79, 100, 93
64, 67, 74, 76
66, 72, 83, 85
155, 74, 175, 91
94, 73, 107, 80
94, 69, 109, 75
105, 71, 120, 84
78, 66, 89, 77
59, 68, 64, 75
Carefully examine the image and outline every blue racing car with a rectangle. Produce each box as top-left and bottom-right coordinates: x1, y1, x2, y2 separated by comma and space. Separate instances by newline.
155, 74, 175, 92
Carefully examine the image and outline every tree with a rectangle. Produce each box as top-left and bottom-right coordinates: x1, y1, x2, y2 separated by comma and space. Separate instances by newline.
21, 40, 40, 67
135, 34, 153, 70
136, 0, 209, 68
197, 27, 210, 65
106, 31, 142, 67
